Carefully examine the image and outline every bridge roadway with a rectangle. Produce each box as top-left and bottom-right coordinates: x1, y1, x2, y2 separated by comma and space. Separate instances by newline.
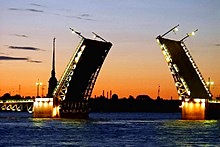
0, 99, 34, 113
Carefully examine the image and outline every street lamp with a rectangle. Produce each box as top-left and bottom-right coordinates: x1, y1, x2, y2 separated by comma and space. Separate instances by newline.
69, 27, 85, 39
180, 29, 198, 42
41, 85, 46, 98
36, 79, 42, 97
92, 32, 107, 42
206, 77, 214, 92
159, 24, 179, 38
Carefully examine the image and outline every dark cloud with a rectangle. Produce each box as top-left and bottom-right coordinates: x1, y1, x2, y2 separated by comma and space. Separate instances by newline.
0, 55, 42, 63
8, 8, 44, 13
66, 14, 96, 21
84, 18, 96, 21
81, 14, 90, 17
10, 34, 28, 38
79, 13, 95, 21
0, 55, 28, 61
30, 3, 46, 8
26, 8, 43, 13
8, 46, 41, 51
8, 8, 23, 11
9, 6, 94, 21
28, 59, 42, 63
66, 15, 81, 19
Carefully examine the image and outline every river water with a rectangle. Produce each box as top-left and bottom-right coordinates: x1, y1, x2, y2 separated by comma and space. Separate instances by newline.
0, 112, 219, 146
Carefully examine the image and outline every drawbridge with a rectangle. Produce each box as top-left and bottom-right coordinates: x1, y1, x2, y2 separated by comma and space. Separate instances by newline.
156, 25, 220, 119
156, 35, 211, 100
34, 29, 112, 118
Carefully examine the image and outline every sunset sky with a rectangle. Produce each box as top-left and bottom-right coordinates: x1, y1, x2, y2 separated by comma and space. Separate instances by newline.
0, 0, 220, 99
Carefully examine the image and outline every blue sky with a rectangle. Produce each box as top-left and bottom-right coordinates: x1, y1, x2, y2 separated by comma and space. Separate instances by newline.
0, 0, 220, 98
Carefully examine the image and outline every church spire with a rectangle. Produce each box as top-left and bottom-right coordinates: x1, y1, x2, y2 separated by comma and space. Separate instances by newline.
51, 38, 56, 77
47, 37, 57, 97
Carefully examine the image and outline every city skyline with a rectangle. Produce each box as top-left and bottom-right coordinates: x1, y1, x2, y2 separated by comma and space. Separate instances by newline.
0, 0, 220, 99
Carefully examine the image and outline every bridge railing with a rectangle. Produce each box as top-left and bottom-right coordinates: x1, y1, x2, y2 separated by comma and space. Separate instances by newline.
0, 99, 34, 103
208, 99, 220, 103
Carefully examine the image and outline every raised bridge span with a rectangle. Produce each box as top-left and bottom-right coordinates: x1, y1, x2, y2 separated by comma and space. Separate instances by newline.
156, 25, 220, 119
34, 29, 112, 118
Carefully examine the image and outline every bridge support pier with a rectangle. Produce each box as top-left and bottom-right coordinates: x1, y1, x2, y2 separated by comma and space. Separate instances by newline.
181, 98, 220, 120
52, 97, 60, 118
59, 101, 89, 119
181, 99, 206, 120
33, 98, 89, 118
33, 98, 54, 118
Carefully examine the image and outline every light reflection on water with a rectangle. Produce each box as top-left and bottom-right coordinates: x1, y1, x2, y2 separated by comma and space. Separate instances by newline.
160, 120, 220, 146
0, 112, 219, 146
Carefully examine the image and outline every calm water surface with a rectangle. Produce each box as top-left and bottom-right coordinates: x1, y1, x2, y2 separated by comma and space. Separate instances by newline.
0, 112, 219, 146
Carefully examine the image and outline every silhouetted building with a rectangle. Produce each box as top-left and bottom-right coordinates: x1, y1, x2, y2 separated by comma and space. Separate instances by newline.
47, 38, 57, 97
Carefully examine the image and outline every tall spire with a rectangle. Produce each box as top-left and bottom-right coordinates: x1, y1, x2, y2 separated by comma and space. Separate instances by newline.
52, 38, 56, 77
47, 37, 57, 97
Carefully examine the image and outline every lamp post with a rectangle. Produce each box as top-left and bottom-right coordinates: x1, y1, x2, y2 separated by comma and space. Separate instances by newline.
159, 24, 179, 38
180, 29, 198, 42
36, 79, 42, 97
207, 77, 214, 93
41, 85, 46, 98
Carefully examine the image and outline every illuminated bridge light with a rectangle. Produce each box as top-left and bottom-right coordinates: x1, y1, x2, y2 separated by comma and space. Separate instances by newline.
81, 45, 86, 51
173, 64, 179, 72
173, 27, 178, 32
175, 83, 179, 87
194, 98, 201, 103
75, 56, 80, 63
156, 39, 160, 44
185, 98, 190, 102
161, 44, 165, 48
186, 90, 191, 96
